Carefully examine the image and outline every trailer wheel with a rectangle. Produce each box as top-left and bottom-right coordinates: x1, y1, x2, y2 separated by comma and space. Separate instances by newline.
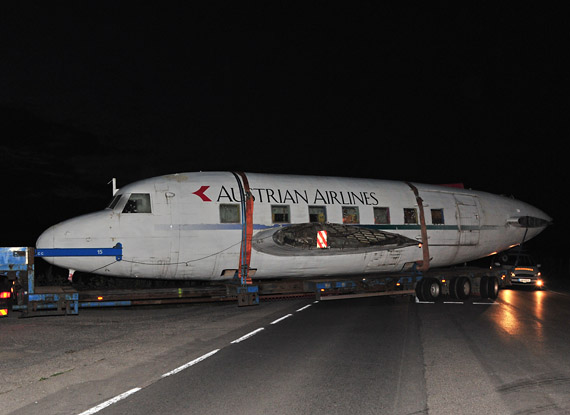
422, 278, 442, 302
453, 276, 471, 300
449, 278, 458, 299
487, 276, 500, 300
415, 278, 426, 301
480, 276, 489, 299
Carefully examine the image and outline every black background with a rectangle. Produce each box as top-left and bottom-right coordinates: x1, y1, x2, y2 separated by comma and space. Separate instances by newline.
1, 3, 566, 274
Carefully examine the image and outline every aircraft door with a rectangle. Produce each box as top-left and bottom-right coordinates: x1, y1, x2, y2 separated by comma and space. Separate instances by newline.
420, 190, 461, 246
455, 195, 480, 246
154, 182, 179, 278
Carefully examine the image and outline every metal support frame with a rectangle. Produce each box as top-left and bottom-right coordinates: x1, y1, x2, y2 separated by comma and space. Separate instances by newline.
1, 244, 124, 317
236, 285, 259, 306
312, 276, 417, 301
0, 247, 78, 317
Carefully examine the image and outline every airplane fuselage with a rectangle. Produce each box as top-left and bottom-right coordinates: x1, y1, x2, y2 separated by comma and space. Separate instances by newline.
36, 172, 551, 280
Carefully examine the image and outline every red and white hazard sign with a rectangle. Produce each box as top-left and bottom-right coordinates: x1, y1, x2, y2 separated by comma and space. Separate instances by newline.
316, 230, 328, 249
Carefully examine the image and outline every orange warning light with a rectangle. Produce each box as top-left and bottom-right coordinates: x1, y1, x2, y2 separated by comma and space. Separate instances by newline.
97, 296, 104, 301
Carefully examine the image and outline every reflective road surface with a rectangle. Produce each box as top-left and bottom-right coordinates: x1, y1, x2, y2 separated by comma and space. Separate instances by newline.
3, 288, 570, 415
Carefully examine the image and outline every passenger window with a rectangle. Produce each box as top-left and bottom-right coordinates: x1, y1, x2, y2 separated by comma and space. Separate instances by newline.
374, 207, 390, 224
404, 208, 418, 224
122, 193, 152, 213
342, 206, 359, 224
272, 205, 290, 223
220, 204, 240, 223
309, 206, 327, 223
431, 209, 445, 225
107, 194, 122, 210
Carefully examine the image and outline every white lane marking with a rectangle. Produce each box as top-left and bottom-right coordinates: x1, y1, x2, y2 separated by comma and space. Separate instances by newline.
473, 302, 500, 305
313, 300, 319, 304
271, 314, 293, 325
77, 388, 141, 415
231, 327, 265, 344
161, 349, 220, 378
78, 302, 310, 414
444, 301, 464, 304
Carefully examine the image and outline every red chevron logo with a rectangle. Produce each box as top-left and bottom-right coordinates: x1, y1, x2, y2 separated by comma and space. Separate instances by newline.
192, 185, 212, 202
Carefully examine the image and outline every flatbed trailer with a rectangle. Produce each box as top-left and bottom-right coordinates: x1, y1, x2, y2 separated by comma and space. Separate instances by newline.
0, 247, 306, 316
310, 265, 500, 302
1, 247, 501, 318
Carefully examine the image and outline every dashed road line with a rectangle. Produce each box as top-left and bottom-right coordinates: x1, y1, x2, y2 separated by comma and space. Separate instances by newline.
77, 388, 142, 415
416, 299, 500, 305
271, 314, 293, 324
231, 327, 265, 344
76, 301, 316, 415
161, 349, 220, 378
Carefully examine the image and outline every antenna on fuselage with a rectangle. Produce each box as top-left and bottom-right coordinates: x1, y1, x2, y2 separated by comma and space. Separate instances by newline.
108, 178, 119, 196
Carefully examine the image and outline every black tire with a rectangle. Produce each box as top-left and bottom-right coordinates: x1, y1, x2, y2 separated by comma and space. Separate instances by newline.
415, 278, 426, 301
449, 278, 458, 299
487, 276, 500, 300
455, 276, 471, 300
480, 276, 489, 299
422, 277, 442, 302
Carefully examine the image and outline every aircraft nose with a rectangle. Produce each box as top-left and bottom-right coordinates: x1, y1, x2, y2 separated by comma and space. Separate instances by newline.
36, 225, 56, 249
36, 224, 58, 265
36, 211, 113, 251
36, 211, 116, 268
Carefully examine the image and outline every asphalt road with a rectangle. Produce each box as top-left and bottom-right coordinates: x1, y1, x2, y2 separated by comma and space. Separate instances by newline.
3, 288, 570, 415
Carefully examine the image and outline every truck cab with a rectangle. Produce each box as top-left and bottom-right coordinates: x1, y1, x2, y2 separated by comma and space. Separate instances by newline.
491, 251, 543, 289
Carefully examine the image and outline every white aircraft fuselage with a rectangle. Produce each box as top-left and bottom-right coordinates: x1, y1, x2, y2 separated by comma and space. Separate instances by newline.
36, 172, 551, 280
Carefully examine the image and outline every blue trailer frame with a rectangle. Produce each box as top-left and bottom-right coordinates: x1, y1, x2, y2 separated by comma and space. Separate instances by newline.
1, 245, 123, 317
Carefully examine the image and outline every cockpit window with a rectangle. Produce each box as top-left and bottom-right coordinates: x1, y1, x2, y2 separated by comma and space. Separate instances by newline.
122, 193, 152, 213
107, 194, 123, 210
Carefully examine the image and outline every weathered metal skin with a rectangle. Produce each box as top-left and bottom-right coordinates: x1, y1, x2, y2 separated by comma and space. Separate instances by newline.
36, 172, 551, 281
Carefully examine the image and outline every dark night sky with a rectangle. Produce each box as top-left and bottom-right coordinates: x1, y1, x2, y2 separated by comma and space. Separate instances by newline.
1, 4, 567, 260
